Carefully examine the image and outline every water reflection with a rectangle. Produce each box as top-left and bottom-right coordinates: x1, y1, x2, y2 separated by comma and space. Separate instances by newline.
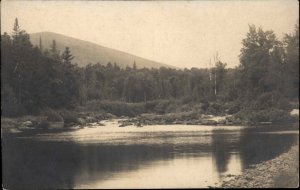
2, 124, 298, 189
239, 126, 297, 168
211, 129, 235, 173
76, 157, 219, 188
2, 139, 80, 189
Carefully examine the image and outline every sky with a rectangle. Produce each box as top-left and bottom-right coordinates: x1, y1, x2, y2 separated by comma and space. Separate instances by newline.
1, 0, 299, 69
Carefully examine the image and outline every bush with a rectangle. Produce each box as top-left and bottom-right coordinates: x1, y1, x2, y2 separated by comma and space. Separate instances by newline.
165, 101, 182, 113
207, 102, 224, 115
266, 109, 294, 123
85, 100, 146, 117
1, 86, 27, 117
236, 108, 294, 124
44, 109, 63, 122
200, 101, 209, 112
154, 100, 172, 114
145, 101, 159, 112
225, 102, 240, 114
276, 98, 292, 110
59, 110, 78, 125
257, 92, 274, 109
181, 96, 194, 104
37, 120, 50, 128
125, 103, 146, 117
178, 104, 193, 112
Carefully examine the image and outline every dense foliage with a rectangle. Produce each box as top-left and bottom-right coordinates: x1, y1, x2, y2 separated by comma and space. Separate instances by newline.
1, 19, 81, 116
1, 19, 299, 121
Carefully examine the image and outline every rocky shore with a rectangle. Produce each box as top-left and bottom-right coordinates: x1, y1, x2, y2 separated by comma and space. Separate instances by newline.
1, 111, 115, 133
117, 111, 296, 127
117, 112, 246, 127
2, 109, 298, 132
221, 144, 299, 188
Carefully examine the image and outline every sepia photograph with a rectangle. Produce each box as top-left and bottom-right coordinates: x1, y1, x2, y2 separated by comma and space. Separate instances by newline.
1, 0, 299, 189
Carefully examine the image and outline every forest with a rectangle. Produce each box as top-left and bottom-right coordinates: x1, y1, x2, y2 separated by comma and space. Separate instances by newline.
1, 18, 299, 124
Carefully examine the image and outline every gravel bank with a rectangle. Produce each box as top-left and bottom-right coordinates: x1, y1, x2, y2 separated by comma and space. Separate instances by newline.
221, 144, 299, 188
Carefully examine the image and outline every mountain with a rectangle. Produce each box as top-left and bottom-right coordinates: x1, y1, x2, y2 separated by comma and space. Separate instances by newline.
29, 32, 175, 69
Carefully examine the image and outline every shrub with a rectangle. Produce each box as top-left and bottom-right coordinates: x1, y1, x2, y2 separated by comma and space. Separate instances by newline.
257, 92, 274, 109
44, 109, 63, 122
165, 101, 182, 113
200, 101, 209, 112
1, 86, 27, 117
236, 108, 294, 124
207, 102, 224, 115
225, 102, 240, 114
85, 100, 146, 117
59, 110, 78, 125
145, 101, 159, 112
276, 98, 292, 110
266, 109, 294, 123
37, 120, 50, 128
154, 100, 172, 114
125, 103, 146, 117
181, 96, 194, 104
178, 104, 193, 112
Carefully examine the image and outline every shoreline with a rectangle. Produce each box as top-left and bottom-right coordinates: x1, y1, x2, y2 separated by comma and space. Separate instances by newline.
117, 112, 299, 127
1, 110, 299, 134
220, 143, 299, 188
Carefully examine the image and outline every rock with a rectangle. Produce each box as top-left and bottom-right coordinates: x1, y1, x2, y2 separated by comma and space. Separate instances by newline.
119, 123, 128, 127
48, 121, 64, 129
8, 128, 22, 133
226, 174, 235, 177
97, 122, 105, 126
18, 120, 33, 129
201, 119, 217, 125
23, 120, 33, 126
217, 119, 227, 125
290, 109, 299, 116
220, 144, 299, 188
135, 122, 143, 127
85, 116, 95, 123
77, 118, 86, 124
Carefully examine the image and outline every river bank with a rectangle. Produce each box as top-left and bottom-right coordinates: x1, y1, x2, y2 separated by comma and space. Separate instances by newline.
220, 143, 299, 188
119, 112, 240, 126
118, 110, 299, 127
2, 108, 299, 133
1, 111, 115, 133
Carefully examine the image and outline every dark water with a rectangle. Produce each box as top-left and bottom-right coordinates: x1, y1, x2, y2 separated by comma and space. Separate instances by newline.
2, 121, 298, 189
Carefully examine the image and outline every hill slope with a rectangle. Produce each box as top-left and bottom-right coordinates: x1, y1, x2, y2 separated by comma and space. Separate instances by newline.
30, 32, 174, 69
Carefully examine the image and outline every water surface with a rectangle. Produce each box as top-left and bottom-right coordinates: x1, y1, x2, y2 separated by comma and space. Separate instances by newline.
2, 120, 298, 188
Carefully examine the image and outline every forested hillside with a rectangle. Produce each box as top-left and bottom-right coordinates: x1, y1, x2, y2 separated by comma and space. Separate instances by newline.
29, 32, 174, 69
1, 19, 299, 123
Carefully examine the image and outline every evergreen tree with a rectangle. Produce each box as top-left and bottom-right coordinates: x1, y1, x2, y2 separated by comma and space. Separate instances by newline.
61, 47, 74, 65
13, 18, 20, 36
39, 36, 43, 50
49, 40, 60, 60
133, 61, 137, 70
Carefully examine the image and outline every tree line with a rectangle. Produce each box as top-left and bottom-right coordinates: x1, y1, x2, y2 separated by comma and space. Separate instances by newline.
1, 18, 299, 117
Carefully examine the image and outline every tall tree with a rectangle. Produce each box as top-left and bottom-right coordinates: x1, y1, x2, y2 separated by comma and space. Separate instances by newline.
213, 60, 227, 100
283, 24, 299, 99
239, 25, 280, 100
48, 39, 60, 60
39, 36, 43, 50
133, 61, 137, 70
13, 18, 20, 36
61, 47, 74, 65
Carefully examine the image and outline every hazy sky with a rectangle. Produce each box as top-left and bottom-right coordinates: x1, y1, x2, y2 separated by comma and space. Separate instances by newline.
1, 0, 299, 68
